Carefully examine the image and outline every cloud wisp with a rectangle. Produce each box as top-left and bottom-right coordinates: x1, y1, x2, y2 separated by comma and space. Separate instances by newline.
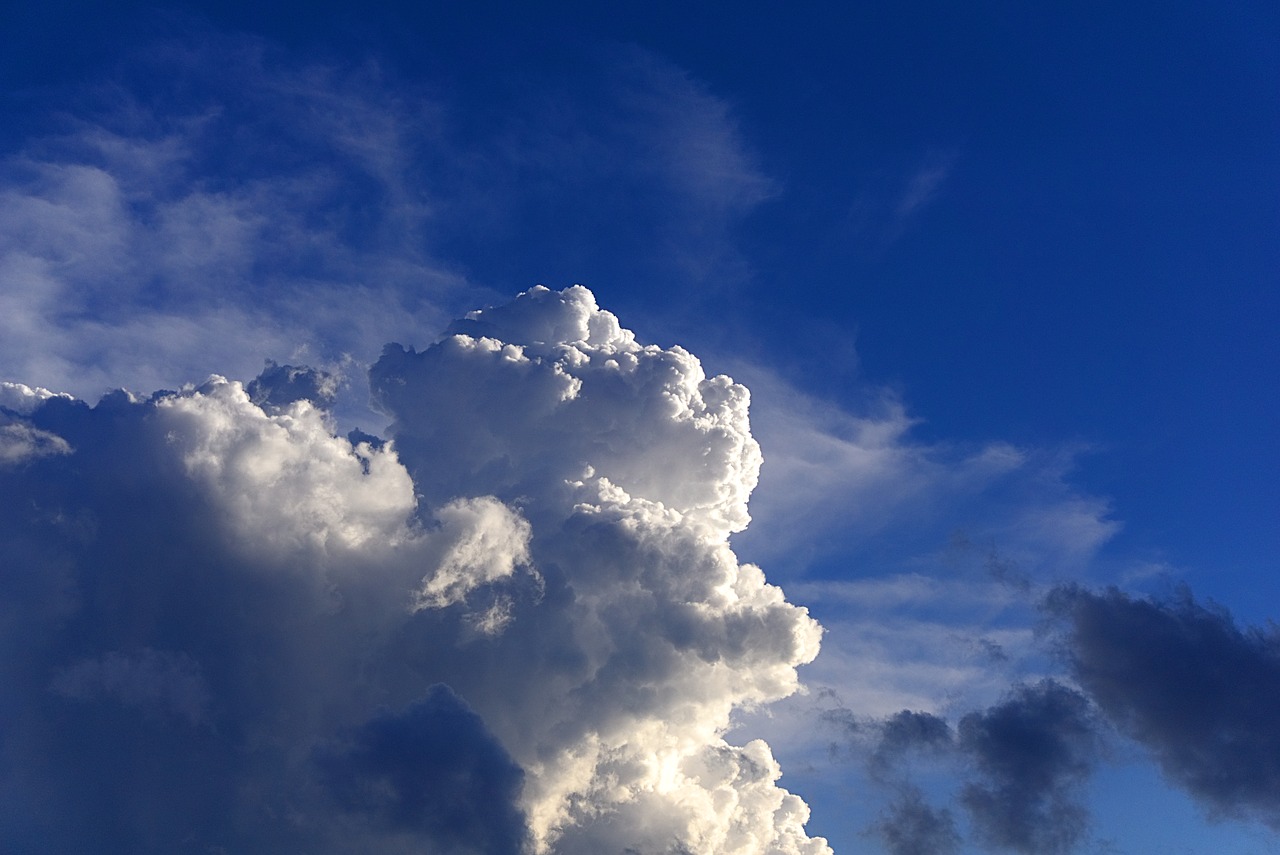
0, 27, 776, 426
0, 286, 829, 854
0, 33, 470, 405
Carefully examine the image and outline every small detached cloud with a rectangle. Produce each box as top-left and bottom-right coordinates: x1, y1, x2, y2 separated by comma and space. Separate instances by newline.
50, 647, 211, 727
956, 680, 1100, 855
872, 786, 961, 855
832, 680, 1100, 855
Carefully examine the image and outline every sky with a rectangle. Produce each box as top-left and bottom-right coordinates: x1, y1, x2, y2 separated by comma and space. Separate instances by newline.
0, 2, 1277, 853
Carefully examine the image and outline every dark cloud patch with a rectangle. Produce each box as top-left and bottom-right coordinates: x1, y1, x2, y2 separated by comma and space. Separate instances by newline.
1048, 584, 1280, 829
317, 684, 528, 855
957, 679, 1099, 854
870, 709, 953, 781
246, 360, 339, 408
860, 711, 959, 854
872, 786, 961, 855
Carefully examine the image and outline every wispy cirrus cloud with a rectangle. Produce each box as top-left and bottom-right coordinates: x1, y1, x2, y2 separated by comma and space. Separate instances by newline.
1, 26, 775, 425
0, 34, 468, 406
728, 362, 1120, 584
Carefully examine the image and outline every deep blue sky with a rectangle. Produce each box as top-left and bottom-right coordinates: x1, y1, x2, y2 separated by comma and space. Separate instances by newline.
2, 2, 1278, 853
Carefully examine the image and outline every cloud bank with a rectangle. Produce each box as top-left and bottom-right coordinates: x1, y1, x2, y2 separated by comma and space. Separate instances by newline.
0, 286, 828, 854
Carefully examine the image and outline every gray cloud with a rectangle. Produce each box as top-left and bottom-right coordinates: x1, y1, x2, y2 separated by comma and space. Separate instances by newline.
1048, 584, 1280, 829
246, 360, 340, 409
870, 709, 953, 782
50, 648, 211, 727
316, 685, 528, 854
957, 680, 1099, 855
872, 786, 960, 855
854, 681, 1099, 855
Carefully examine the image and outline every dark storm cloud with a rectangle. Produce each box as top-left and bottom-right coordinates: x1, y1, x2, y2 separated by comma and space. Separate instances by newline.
957, 680, 1099, 854
1047, 584, 1280, 829
856, 710, 959, 855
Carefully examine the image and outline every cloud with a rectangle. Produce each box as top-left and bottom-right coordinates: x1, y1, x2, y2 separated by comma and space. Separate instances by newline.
871, 709, 954, 780
246, 361, 340, 409
0, 418, 71, 465
862, 713, 961, 855
843, 149, 958, 252
315, 684, 528, 854
0, 286, 828, 854
1047, 584, 1280, 829
727, 363, 1120, 580
893, 152, 956, 221
823, 681, 1099, 855
872, 786, 961, 855
957, 680, 1100, 854
0, 28, 471, 406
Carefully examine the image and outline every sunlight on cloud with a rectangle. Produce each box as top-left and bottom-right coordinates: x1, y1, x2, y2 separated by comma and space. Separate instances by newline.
0, 286, 829, 854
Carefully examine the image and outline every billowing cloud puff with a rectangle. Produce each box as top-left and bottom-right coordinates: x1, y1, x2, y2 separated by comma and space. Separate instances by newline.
0, 286, 826, 854
372, 285, 762, 538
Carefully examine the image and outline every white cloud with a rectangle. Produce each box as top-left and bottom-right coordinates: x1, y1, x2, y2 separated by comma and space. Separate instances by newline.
157, 376, 419, 554
415, 496, 533, 615
0, 286, 829, 854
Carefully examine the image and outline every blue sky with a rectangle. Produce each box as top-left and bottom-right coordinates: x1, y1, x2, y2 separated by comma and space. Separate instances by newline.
1, 2, 1278, 853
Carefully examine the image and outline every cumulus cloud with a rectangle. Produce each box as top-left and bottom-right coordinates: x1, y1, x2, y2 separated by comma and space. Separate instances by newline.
1048, 584, 1280, 829
0, 286, 827, 854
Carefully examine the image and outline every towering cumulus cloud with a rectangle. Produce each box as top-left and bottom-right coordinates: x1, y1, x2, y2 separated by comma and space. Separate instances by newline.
0, 286, 828, 854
